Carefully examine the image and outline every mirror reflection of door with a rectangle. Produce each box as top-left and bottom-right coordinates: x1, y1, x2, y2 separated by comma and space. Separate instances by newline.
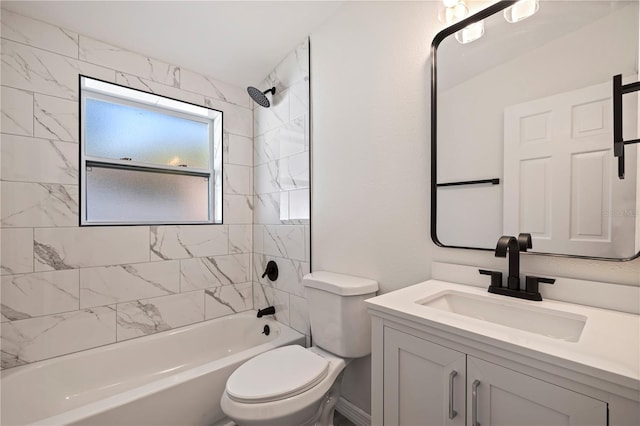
503, 80, 637, 258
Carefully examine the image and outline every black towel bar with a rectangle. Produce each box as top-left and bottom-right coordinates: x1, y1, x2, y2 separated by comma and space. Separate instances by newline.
436, 178, 500, 187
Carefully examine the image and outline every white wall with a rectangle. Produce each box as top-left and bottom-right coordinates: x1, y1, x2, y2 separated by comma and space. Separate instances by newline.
312, 1, 434, 294
312, 1, 434, 413
311, 0, 640, 416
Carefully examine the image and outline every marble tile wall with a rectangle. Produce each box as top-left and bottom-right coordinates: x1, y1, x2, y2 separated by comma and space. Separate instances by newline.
252, 40, 311, 342
0, 9, 254, 369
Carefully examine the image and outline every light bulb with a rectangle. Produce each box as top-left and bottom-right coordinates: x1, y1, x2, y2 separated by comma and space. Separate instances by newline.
504, 0, 539, 23
437, 0, 468, 25
455, 20, 485, 44
444, 2, 469, 24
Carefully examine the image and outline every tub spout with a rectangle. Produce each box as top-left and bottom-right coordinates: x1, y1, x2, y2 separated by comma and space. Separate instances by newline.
257, 306, 276, 318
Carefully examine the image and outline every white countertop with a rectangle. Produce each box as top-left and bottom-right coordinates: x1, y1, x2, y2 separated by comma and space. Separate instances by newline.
365, 280, 640, 392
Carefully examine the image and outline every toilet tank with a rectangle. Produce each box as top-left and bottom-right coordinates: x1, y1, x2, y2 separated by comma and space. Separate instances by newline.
303, 271, 378, 358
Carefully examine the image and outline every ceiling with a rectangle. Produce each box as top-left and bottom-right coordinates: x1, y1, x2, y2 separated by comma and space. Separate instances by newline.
2, 1, 344, 88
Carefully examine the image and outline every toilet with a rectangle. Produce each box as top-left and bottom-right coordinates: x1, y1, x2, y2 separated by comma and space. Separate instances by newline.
220, 271, 378, 426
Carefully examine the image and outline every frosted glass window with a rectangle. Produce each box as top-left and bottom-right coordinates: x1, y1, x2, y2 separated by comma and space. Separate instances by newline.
86, 166, 209, 223
80, 76, 222, 225
85, 98, 210, 169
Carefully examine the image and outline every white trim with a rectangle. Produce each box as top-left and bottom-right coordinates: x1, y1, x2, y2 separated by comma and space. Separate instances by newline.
82, 77, 216, 118
336, 397, 370, 426
84, 90, 214, 125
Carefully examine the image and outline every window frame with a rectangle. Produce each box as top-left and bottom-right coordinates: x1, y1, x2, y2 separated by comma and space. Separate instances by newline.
79, 75, 223, 226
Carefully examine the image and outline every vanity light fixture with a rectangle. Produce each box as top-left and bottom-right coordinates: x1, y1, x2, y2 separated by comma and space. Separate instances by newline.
504, 0, 539, 23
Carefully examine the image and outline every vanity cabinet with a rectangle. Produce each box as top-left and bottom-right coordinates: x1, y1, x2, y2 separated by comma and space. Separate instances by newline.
368, 280, 640, 426
380, 326, 608, 426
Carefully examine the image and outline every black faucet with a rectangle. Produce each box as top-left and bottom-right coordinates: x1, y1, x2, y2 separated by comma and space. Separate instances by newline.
479, 233, 555, 301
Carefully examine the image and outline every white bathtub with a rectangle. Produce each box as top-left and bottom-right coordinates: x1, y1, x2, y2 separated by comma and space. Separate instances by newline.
1, 311, 304, 426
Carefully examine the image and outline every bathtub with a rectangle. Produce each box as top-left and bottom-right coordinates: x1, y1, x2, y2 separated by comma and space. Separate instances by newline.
1, 311, 304, 426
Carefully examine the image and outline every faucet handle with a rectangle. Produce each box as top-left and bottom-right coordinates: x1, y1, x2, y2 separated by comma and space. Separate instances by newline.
518, 233, 532, 252
479, 269, 503, 289
261, 260, 279, 281
524, 275, 555, 301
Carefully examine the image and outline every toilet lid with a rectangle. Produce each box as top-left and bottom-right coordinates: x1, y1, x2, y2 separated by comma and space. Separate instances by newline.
226, 345, 329, 403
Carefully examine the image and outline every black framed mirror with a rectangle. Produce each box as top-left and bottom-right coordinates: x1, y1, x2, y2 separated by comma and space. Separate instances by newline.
431, 0, 640, 260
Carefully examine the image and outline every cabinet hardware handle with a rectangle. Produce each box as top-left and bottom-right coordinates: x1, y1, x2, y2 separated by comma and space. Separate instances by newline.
472, 379, 481, 426
448, 370, 457, 419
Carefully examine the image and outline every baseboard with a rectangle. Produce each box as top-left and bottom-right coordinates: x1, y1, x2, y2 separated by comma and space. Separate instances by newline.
336, 397, 371, 426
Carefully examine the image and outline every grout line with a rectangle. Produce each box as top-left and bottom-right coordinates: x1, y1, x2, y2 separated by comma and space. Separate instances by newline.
203, 288, 207, 320
31, 88, 36, 136
0, 179, 79, 186
0, 131, 78, 141
0, 35, 80, 61
178, 259, 182, 293
77, 267, 81, 311
31, 227, 35, 272
114, 301, 120, 343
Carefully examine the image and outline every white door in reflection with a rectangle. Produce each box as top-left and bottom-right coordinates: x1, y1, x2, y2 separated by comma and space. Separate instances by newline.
503, 80, 638, 258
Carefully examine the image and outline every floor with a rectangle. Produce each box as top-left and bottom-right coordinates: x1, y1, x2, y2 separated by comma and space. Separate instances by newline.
334, 410, 356, 426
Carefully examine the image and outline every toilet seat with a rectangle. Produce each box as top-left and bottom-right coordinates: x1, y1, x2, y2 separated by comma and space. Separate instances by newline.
221, 346, 348, 426
226, 345, 329, 403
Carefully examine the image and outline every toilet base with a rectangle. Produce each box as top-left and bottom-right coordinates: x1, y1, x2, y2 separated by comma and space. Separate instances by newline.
316, 370, 344, 426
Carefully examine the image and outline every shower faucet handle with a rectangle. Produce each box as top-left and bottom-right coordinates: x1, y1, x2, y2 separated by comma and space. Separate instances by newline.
261, 261, 279, 281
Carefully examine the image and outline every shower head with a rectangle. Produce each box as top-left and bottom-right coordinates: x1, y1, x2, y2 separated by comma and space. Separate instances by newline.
247, 86, 276, 108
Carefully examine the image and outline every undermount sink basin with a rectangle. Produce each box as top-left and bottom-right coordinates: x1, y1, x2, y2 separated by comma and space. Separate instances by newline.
418, 290, 587, 342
